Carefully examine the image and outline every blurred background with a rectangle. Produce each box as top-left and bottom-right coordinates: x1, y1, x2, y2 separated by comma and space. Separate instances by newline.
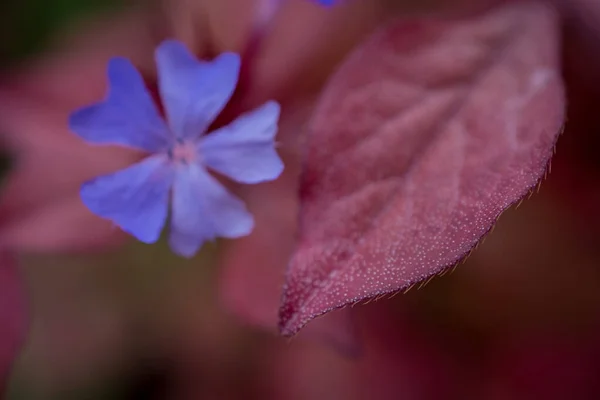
2, 0, 600, 399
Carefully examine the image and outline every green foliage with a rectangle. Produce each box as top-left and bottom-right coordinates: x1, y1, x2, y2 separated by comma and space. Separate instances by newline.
1, 0, 124, 62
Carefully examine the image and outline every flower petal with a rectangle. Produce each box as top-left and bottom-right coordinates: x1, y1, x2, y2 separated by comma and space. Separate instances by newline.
69, 58, 171, 152
155, 40, 240, 139
313, 0, 340, 6
80, 155, 174, 243
198, 101, 284, 184
170, 164, 253, 258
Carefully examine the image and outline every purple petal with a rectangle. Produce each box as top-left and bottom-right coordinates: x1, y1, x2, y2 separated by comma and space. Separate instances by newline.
169, 164, 253, 258
155, 40, 240, 140
69, 58, 171, 152
80, 155, 174, 243
314, 0, 341, 6
198, 101, 284, 184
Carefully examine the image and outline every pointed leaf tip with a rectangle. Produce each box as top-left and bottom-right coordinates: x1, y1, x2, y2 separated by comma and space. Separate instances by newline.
279, 1, 565, 336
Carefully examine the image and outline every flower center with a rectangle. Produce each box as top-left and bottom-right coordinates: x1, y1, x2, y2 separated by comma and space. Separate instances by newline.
168, 139, 197, 165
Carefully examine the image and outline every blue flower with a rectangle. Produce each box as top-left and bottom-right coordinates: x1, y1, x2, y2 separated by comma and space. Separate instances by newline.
69, 40, 284, 258
314, 0, 340, 6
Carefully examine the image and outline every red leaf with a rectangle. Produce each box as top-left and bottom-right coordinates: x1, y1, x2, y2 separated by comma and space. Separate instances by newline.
279, 1, 565, 336
0, 254, 27, 393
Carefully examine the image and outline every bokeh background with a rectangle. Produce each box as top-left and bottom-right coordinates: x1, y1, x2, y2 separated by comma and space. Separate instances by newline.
2, 0, 600, 399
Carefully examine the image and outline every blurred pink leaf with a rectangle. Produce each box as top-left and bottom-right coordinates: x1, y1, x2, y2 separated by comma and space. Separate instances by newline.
280, 1, 565, 336
0, 9, 155, 253
0, 254, 27, 392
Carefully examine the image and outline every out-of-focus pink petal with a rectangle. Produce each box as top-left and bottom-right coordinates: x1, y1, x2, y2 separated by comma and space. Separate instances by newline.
280, 1, 565, 336
167, 0, 392, 103
0, 253, 27, 392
